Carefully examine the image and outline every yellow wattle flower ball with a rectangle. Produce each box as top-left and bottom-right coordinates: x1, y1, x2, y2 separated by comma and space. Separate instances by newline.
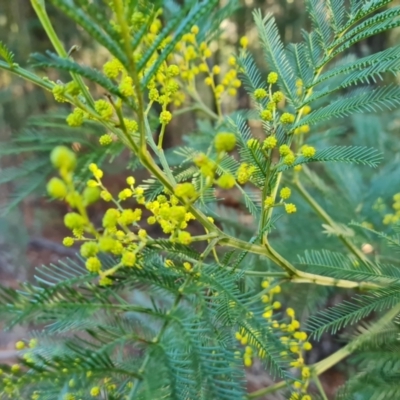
63, 237, 75, 247
83, 187, 101, 205
279, 144, 291, 156
263, 136, 277, 149
50, 146, 77, 171
284, 153, 296, 165
239, 36, 248, 48
178, 231, 192, 245
15, 341, 25, 350
99, 134, 113, 146
214, 132, 236, 152
301, 145, 316, 158
280, 112, 295, 124
94, 99, 113, 120
85, 257, 102, 273
121, 252, 137, 267
159, 110, 172, 124
217, 174, 235, 189
254, 88, 267, 100
47, 177, 67, 199
272, 91, 284, 103
212, 65, 221, 75
90, 386, 100, 397
52, 84, 66, 102
280, 187, 291, 200
174, 182, 197, 199
285, 203, 297, 214
267, 72, 278, 84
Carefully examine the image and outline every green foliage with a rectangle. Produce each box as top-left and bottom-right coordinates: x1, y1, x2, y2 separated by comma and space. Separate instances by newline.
0, 41, 14, 66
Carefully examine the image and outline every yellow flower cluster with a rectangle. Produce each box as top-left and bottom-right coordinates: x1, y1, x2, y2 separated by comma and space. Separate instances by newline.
383, 193, 400, 225
263, 186, 296, 214
171, 26, 241, 111
236, 163, 256, 184
233, 279, 313, 398
193, 137, 239, 190
261, 281, 313, 398
145, 187, 196, 244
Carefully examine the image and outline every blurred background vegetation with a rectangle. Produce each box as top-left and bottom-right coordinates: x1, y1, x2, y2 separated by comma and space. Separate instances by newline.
1, 0, 400, 398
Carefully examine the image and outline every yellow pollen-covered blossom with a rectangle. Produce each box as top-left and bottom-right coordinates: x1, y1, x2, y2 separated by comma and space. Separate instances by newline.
280, 187, 291, 200
214, 132, 236, 152
199, 46, 210, 57
260, 109, 273, 121
280, 112, 295, 124
237, 163, 256, 184
95, 99, 113, 120
254, 88, 267, 100
174, 182, 197, 199
267, 72, 278, 84
178, 231, 192, 245
239, 36, 248, 48
183, 262, 192, 272
301, 145, 316, 158
286, 307, 295, 318
64, 212, 85, 230
124, 118, 139, 132
119, 76, 134, 97
121, 252, 137, 267
66, 108, 85, 127
80, 242, 99, 258
103, 58, 123, 79
261, 295, 269, 303
15, 341, 25, 350
52, 84, 66, 102
47, 177, 67, 199
303, 342, 312, 351
63, 237, 74, 247
217, 174, 235, 189
285, 203, 297, 214
99, 134, 113, 146
279, 144, 291, 156
212, 65, 221, 75
284, 153, 296, 165
264, 196, 274, 207
149, 88, 159, 101
90, 386, 100, 397
272, 91, 284, 103
99, 276, 113, 286
263, 136, 277, 149
205, 76, 213, 86
86, 257, 101, 273
159, 110, 172, 124
273, 301, 281, 309
126, 176, 135, 186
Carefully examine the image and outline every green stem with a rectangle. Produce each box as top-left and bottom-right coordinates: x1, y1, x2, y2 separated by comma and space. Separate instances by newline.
294, 179, 371, 264
313, 374, 329, 400
129, 238, 218, 396
0, 61, 52, 91
30, 0, 94, 108
188, 87, 220, 121
157, 123, 167, 149
112, 0, 146, 151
